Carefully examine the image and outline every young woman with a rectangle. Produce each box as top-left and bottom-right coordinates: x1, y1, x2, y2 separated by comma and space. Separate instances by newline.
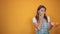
32, 5, 55, 34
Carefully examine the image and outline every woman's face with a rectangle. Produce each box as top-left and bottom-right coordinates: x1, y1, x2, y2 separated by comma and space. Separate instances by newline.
38, 8, 46, 16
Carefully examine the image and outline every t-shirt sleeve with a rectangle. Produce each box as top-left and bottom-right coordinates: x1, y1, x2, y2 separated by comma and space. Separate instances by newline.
47, 16, 55, 26
32, 17, 37, 23
47, 16, 50, 22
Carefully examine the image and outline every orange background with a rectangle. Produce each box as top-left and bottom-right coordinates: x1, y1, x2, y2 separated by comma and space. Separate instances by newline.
0, 0, 60, 34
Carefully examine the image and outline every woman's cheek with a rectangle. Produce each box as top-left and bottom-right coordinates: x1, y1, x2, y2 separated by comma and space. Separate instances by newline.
42, 13, 44, 15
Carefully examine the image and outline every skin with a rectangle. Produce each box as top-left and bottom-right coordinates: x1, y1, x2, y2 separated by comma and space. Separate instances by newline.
33, 8, 54, 30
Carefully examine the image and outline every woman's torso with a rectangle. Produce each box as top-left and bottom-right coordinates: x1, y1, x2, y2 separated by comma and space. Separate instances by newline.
33, 17, 49, 34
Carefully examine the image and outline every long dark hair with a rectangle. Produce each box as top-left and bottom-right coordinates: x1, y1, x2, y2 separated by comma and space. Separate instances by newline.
35, 5, 48, 22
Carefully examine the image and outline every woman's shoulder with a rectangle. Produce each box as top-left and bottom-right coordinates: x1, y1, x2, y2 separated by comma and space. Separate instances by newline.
47, 16, 50, 19
32, 17, 37, 23
47, 16, 50, 22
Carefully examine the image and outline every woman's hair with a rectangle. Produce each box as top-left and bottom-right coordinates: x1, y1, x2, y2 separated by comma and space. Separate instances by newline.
35, 5, 48, 22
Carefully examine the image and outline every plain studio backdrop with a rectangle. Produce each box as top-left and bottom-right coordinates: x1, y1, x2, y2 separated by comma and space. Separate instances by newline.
0, 0, 60, 34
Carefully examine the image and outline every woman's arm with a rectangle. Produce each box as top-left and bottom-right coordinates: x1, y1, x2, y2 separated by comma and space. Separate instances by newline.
33, 14, 44, 30
48, 22, 55, 30
33, 22, 38, 29
48, 22, 53, 30
33, 19, 42, 30
33, 22, 42, 30
37, 20, 42, 30
47, 16, 54, 30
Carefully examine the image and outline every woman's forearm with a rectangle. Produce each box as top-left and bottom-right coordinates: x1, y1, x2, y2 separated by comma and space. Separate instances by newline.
48, 22, 53, 30
37, 19, 42, 30
34, 23, 41, 30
